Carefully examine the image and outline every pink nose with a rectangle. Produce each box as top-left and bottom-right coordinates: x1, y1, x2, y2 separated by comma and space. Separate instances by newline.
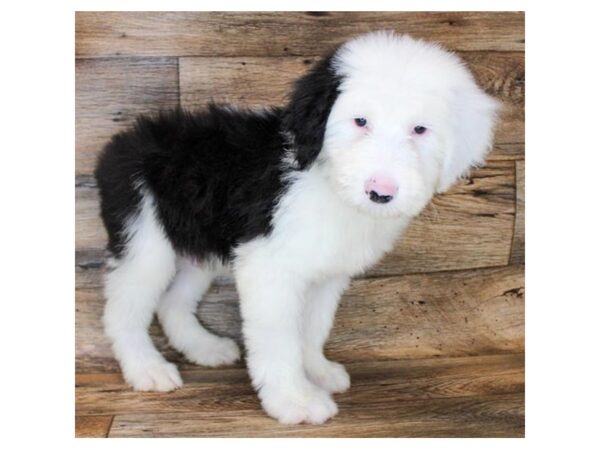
364, 176, 398, 204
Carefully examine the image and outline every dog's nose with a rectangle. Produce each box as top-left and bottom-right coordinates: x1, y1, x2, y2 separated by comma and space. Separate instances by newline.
368, 190, 393, 204
365, 176, 398, 204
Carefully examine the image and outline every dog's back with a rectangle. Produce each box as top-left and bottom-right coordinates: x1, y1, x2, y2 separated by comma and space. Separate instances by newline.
94, 104, 287, 262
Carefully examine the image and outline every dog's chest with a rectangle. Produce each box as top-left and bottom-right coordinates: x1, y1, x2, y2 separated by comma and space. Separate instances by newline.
301, 210, 402, 276
264, 174, 407, 278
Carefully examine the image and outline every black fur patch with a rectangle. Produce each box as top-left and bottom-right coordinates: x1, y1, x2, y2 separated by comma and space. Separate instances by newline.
281, 52, 342, 169
95, 53, 342, 263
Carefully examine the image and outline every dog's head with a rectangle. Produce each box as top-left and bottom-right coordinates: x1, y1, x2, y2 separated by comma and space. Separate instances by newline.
282, 31, 500, 218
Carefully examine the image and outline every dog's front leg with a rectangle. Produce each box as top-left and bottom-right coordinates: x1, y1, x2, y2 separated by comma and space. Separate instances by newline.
303, 276, 351, 394
236, 271, 338, 424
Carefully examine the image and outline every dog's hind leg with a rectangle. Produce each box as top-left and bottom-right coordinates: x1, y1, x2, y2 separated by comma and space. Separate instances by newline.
157, 258, 241, 367
103, 193, 181, 392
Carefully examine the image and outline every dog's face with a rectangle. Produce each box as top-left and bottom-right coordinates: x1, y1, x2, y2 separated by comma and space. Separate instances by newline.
283, 32, 500, 219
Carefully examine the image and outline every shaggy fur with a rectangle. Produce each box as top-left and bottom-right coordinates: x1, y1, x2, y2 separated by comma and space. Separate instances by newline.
95, 31, 500, 424
96, 106, 288, 261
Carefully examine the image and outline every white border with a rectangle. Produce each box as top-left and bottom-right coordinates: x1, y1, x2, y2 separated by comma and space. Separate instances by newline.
73, 0, 527, 13
7, 0, 600, 448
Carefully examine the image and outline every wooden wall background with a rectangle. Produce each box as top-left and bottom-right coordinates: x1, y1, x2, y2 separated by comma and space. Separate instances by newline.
75, 11, 525, 438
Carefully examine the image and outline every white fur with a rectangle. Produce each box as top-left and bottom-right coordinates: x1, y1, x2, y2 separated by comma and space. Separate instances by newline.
103, 191, 240, 392
233, 164, 408, 423
303, 277, 351, 394
102, 32, 498, 424
234, 33, 498, 424
103, 191, 181, 392
156, 259, 240, 367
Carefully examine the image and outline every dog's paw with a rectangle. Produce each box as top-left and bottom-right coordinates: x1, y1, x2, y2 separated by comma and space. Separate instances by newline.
306, 359, 351, 394
260, 382, 338, 424
184, 335, 241, 367
124, 360, 183, 392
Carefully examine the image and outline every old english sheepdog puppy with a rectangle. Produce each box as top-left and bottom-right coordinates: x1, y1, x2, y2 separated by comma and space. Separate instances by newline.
95, 31, 500, 424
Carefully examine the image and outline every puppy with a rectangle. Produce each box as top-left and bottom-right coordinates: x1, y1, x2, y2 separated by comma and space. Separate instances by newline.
94, 31, 499, 424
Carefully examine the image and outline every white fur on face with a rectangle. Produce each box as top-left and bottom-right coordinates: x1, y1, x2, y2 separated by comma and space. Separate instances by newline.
321, 32, 500, 218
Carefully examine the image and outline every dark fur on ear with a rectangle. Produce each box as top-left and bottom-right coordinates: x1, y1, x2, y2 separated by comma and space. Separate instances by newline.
281, 51, 343, 170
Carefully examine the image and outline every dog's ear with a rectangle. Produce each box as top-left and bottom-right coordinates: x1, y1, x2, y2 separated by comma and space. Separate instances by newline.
437, 80, 501, 193
282, 52, 342, 170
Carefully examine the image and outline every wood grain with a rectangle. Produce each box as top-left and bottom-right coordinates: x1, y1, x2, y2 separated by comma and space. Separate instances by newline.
75, 415, 113, 438
75, 52, 523, 175
75, 178, 106, 252
179, 52, 523, 144
492, 143, 524, 161
74, 11, 525, 438
511, 161, 525, 264
371, 161, 515, 276
109, 392, 523, 437
108, 393, 524, 437
75, 58, 179, 176
178, 53, 524, 107
76, 265, 524, 373
76, 12, 524, 58
75, 354, 523, 437
75, 160, 515, 288
76, 354, 523, 414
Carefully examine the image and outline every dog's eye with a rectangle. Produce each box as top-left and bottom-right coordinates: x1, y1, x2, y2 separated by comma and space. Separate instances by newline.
413, 125, 427, 135
354, 118, 367, 127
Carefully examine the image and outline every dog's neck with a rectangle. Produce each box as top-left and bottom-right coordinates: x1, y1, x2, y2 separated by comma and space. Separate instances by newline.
267, 164, 408, 276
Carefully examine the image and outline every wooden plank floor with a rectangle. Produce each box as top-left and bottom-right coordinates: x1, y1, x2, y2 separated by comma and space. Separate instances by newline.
76, 353, 524, 437
75, 12, 525, 438
76, 265, 524, 373
75, 265, 525, 437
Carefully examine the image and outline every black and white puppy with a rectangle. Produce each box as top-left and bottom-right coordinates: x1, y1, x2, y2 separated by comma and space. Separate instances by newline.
95, 31, 499, 424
